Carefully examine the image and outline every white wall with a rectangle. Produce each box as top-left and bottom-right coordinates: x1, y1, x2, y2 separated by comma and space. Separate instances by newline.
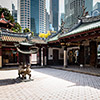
30, 54, 37, 64
48, 47, 64, 60
48, 46, 80, 60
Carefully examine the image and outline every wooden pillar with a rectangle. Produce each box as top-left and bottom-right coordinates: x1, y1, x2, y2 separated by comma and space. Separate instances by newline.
79, 45, 84, 66
90, 41, 97, 67
17, 52, 19, 64
64, 46, 67, 68
39, 47, 41, 66
46, 47, 48, 66
0, 42, 2, 68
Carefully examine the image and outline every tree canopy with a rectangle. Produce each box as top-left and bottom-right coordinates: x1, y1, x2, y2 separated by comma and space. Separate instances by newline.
23, 28, 30, 33
12, 22, 22, 33
39, 31, 51, 39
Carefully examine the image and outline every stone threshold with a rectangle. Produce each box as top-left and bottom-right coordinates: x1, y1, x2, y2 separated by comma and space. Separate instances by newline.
0, 66, 46, 71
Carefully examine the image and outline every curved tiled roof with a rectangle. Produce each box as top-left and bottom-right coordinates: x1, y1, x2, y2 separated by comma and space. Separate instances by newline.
31, 38, 47, 44
1, 36, 26, 42
60, 20, 100, 38
47, 16, 100, 43
0, 32, 47, 44
47, 34, 59, 43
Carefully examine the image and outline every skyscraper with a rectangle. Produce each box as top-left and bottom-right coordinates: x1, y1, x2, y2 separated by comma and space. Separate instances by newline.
92, 2, 100, 16
18, 0, 30, 31
64, 0, 93, 29
61, 13, 65, 21
12, 4, 17, 22
50, 0, 59, 32
46, 10, 50, 33
39, 0, 46, 34
30, 0, 39, 34
30, 0, 46, 35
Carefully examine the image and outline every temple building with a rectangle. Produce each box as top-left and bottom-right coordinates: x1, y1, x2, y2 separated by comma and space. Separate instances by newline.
0, 14, 47, 68
1, 13, 100, 68
47, 15, 100, 68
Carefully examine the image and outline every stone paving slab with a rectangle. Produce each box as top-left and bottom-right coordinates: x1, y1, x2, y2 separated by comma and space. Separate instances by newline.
50, 66, 100, 77
0, 68, 100, 100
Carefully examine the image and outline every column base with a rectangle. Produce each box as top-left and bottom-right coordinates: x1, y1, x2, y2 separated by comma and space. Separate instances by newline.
0, 56, 2, 68
64, 65, 68, 68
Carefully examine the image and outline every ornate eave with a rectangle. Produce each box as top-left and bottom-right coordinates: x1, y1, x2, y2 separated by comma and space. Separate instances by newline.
81, 15, 100, 23
16, 47, 37, 54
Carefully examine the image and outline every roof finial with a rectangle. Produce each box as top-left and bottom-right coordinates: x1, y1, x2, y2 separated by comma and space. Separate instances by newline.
1, 13, 4, 18
82, 5, 88, 17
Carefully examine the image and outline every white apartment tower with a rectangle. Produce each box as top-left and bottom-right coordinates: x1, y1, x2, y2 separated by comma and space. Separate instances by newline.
18, 0, 30, 31
39, 0, 46, 33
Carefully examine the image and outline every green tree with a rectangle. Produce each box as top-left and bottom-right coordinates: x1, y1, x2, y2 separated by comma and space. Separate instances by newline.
12, 22, 22, 33
0, 8, 15, 23
31, 32, 34, 36
23, 28, 30, 33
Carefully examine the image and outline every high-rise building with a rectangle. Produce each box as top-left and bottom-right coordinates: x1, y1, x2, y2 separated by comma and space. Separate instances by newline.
50, 0, 59, 32
46, 10, 50, 33
30, 0, 39, 34
39, 0, 46, 34
92, 2, 100, 16
12, 4, 17, 22
64, 0, 93, 29
17, 0, 30, 31
93, 2, 100, 10
85, 0, 93, 16
30, 0, 46, 35
61, 13, 65, 21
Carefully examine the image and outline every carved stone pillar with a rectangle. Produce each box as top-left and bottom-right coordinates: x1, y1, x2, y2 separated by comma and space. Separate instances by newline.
64, 46, 67, 68
41, 48, 43, 66
44, 47, 48, 66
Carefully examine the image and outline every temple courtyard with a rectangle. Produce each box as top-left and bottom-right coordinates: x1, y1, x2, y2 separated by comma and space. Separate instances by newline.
0, 68, 100, 100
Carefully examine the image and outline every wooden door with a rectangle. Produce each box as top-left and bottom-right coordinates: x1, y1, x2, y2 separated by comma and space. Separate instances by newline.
53, 49, 59, 65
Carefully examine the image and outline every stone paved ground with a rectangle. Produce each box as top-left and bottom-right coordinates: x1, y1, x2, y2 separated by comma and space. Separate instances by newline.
0, 68, 100, 100
50, 65, 100, 76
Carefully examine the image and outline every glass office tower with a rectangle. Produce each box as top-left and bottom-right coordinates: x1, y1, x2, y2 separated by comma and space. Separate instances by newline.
30, 0, 39, 35
50, 0, 59, 32
30, 0, 46, 36
64, 0, 93, 29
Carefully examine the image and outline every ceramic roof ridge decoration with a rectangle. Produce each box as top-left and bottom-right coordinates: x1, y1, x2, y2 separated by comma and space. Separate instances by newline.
1, 13, 4, 18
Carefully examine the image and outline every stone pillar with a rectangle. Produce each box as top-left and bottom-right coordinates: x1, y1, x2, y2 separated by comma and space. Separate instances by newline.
90, 41, 97, 67
41, 48, 43, 66
0, 42, 2, 68
64, 46, 67, 68
44, 47, 48, 66
79, 45, 84, 66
